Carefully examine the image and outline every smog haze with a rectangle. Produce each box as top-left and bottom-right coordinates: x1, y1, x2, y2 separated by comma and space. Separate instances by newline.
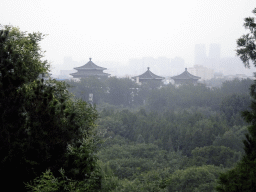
2, 0, 256, 76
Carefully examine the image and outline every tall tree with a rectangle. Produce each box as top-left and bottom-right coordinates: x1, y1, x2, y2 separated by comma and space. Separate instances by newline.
105, 77, 137, 107
216, 8, 256, 192
0, 25, 101, 191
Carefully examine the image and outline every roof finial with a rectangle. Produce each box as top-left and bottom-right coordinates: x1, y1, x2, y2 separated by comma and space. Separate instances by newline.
147, 67, 150, 70
89, 58, 92, 61
185, 68, 187, 71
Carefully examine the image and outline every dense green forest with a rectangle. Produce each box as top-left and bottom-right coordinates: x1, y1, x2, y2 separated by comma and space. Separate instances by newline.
66, 76, 252, 191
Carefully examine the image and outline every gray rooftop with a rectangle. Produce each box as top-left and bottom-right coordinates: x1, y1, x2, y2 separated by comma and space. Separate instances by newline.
133, 67, 164, 80
171, 68, 201, 80
74, 58, 107, 70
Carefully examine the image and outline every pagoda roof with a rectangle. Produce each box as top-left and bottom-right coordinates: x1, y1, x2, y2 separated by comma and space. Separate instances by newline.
74, 58, 107, 70
133, 67, 164, 80
171, 68, 201, 80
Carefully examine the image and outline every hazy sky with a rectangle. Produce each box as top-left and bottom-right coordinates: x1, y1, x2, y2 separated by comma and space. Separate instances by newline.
1, 0, 256, 69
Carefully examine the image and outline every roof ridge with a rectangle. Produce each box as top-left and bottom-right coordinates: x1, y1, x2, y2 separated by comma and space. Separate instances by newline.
133, 68, 164, 79
74, 58, 107, 70
171, 69, 201, 80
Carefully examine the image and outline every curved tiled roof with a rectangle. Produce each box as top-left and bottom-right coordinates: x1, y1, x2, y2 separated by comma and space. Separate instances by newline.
171, 68, 201, 80
74, 58, 107, 70
133, 67, 164, 80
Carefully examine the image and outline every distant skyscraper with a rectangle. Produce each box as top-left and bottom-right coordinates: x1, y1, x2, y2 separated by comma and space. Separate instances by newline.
194, 44, 221, 71
209, 44, 221, 59
194, 44, 207, 65
208, 44, 221, 71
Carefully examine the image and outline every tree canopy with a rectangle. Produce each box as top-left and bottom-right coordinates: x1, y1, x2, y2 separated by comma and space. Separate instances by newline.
0, 25, 101, 191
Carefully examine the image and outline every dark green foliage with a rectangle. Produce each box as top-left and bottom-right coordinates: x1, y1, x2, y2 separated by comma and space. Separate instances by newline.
98, 108, 232, 155
87, 74, 253, 191
236, 8, 256, 68
105, 77, 138, 107
220, 78, 252, 95
96, 98, 248, 190
112, 169, 169, 192
166, 165, 223, 192
213, 126, 248, 153
67, 76, 143, 107
0, 25, 101, 191
98, 143, 169, 179
217, 87, 256, 190
191, 146, 241, 167
216, 159, 256, 192
216, 8, 256, 192
67, 76, 106, 104
0, 25, 49, 190
25, 135, 102, 192
220, 94, 250, 123
146, 80, 252, 113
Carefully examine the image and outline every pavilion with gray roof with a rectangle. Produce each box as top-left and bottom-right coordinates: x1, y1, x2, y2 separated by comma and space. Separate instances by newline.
171, 68, 201, 84
70, 58, 109, 79
132, 67, 164, 83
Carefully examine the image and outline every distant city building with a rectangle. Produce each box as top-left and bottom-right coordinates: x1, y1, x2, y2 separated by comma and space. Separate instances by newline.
70, 58, 109, 79
171, 68, 201, 85
188, 65, 214, 80
128, 56, 186, 77
194, 43, 254, 77
208, 44, 221, 70
195, 44, 207, 66
132, 67, 164, 84
194, 44, 221, 71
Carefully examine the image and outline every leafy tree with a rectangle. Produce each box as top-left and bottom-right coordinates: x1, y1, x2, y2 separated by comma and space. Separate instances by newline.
220, 78, 253, 96
213, 126, 248, 153
105, 77, 138, 107
98, 161, 119, 192
236, 9, 256, 68
0, 25, 101, 191
0, 25, 49, 190
220, 94, 250, 123
111, 169, 168, 192
98, 143, 169, 179
216, 8, 256, 191
191, 146, 241, 167
67, 76, 107, 104
165, 165, 223, 192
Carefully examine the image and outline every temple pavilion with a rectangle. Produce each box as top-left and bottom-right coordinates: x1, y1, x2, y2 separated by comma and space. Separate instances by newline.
171, 68, 201, 84
132, 67, 164, 83
70, 58, 109, 79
